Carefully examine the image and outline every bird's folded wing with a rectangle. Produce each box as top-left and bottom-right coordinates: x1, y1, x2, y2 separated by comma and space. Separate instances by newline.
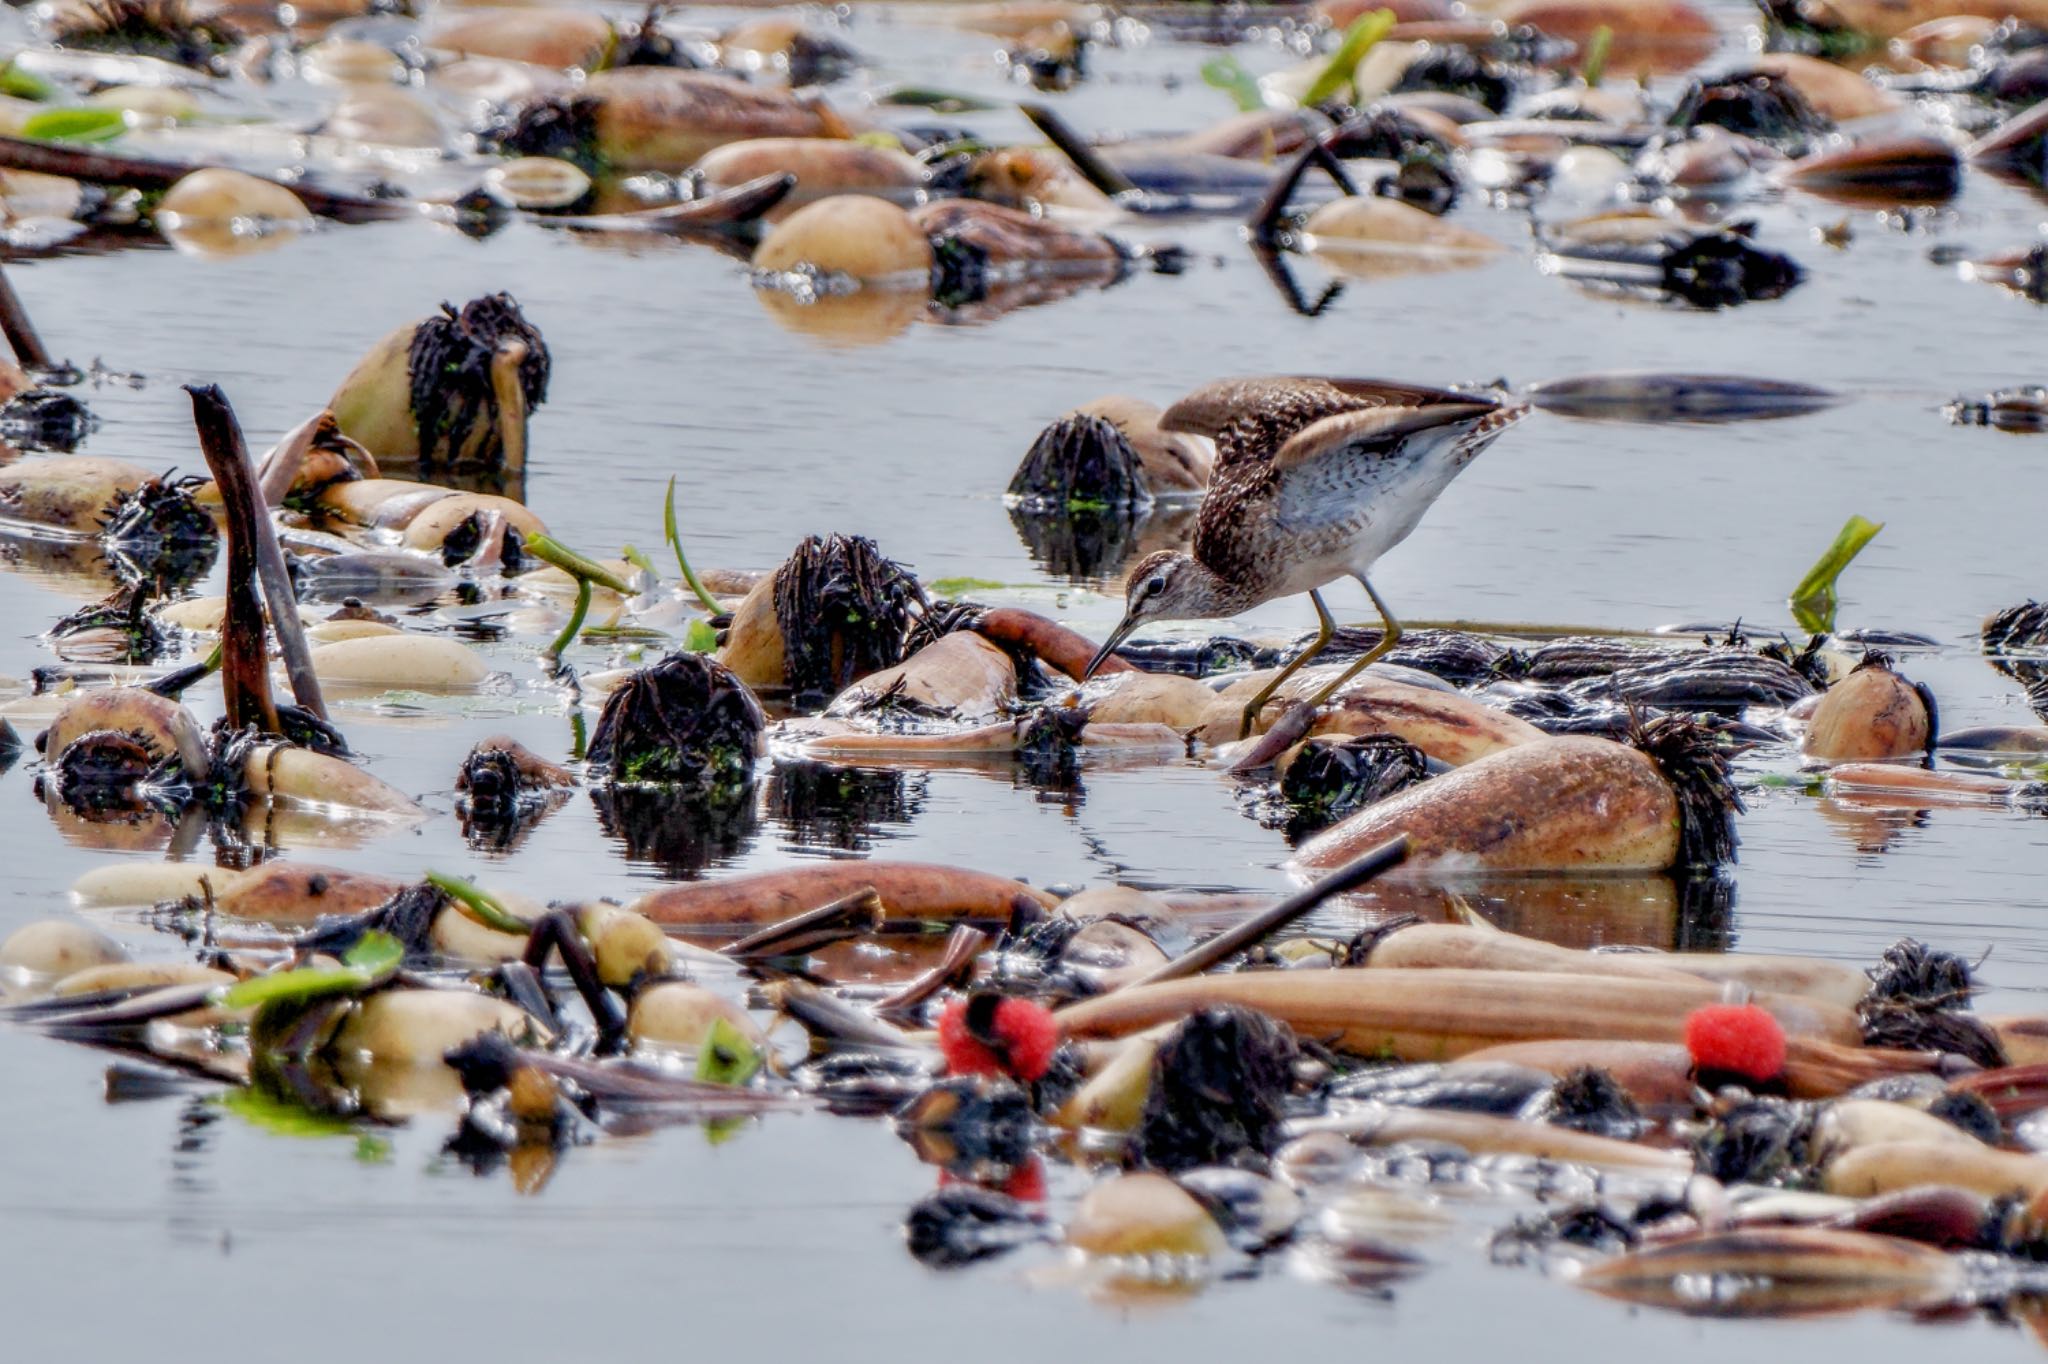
1265, 401, 1504, 528
1270, 401, 1502, 473
1160, 376, 1481, 442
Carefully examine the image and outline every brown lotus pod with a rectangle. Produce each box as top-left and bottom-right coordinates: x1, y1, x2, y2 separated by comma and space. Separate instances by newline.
628, 860, 1055, 933
695, 138, 923, 212
425, 8, 615, 71
1802, 655, 1935, 761
1293, 732, 1719, 873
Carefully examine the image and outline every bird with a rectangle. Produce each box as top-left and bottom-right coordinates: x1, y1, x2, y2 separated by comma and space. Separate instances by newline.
1081, 375, 1527, 740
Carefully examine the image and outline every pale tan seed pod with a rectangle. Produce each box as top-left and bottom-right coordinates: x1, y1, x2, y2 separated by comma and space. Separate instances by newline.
1811, 1099, 1987, 1167
695, 138, 923, 206
579, 903, 674, 988
70, 860, 219, 907
716, 575, 785, 689
1067, 1173, 1227, 1259
1053, 1027, 1168, 1132
1802, 657, 1933, 761
332, 988, 532, 1065
306, 635, 490, 690
825, 632, 1016, 720
1082, 672, 1217, 729
156, 169, 314, 257
1053, 968, 1861, 1057
0, 919, 128, 977
1303, 197, 1505, 268
397, 493, 547, 551
627, 980, 763, 1053
1826, 1140, 2048, 1203
50, 961, 232, 996
753, 194, 934, 282
1363, 923, 1873, 1008
237, 744, 424, 815
0, 456, 158, 533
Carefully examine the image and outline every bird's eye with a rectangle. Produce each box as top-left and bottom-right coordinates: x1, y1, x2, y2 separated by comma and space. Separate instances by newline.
1145, 576, 1166, 597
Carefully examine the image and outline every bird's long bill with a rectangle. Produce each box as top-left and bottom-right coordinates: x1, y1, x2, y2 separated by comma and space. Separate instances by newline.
1082, 614, 1139, 681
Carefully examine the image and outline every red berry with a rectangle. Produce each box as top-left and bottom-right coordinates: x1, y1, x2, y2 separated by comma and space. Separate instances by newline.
936, 996, 1059, 1082
989, 998, 1058, 1082
937, 999, 1002, 1077
1684, 1003, 1787, 1083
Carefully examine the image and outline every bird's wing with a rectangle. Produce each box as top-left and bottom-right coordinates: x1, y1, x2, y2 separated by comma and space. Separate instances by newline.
1161, 376, 1486, 471
1266, 400, 1507, 527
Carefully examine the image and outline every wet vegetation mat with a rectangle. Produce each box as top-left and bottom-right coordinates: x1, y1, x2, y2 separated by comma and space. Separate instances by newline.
6, 0, 2048, 1357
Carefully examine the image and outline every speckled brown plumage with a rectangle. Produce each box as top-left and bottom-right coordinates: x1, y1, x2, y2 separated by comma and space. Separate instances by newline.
1156, 375, 1518, 607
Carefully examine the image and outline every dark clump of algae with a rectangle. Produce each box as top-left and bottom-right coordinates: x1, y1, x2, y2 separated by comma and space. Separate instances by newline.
3, 0, 2048, 1360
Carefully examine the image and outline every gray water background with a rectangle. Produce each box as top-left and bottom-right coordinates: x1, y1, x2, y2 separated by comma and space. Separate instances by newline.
2, 0, 2047, 1355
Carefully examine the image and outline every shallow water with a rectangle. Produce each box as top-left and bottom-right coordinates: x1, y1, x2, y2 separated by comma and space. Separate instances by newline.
4, 0, 2048, 1355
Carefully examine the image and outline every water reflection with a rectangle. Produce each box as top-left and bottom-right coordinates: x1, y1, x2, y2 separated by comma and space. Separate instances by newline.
764, 759, 924, 852
590, 781, 759, 877
1007, 500, 1199, 584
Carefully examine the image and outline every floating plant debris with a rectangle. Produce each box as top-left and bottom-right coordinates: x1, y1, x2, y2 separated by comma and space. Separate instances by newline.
2, 0, 2048, 1352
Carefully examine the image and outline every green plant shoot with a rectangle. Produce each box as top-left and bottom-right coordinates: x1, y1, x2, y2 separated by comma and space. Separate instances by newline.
1789, 514, 1883, 634
1303, 9, 1396, 108
1201, 55, 1264, 113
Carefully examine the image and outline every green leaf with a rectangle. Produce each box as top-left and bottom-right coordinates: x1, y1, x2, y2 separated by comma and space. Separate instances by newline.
215, 930, 403, 1010
683, 618, 719, 654
1303, 9, 1396, 109
1789, 514, 1883, 635
1581, 24, 1613, 88
0, 62, 57, 103
694, 1016, 764, 1087
425, 872, 531, 935
854, 130, 905, 152
21, 107, 125, 144
1200, 54, 1264, 114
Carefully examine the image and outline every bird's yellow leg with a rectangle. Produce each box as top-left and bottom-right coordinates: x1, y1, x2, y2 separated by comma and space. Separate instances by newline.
1299, 576, 1402, 713
1238, 589, 1336, 738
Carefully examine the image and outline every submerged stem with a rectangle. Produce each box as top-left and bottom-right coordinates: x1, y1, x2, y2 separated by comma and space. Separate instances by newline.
663, 476, 722, 614
549, 578, 591, 662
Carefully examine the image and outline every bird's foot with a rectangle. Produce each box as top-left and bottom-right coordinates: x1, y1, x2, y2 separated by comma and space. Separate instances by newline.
1226, 700, 1318, 775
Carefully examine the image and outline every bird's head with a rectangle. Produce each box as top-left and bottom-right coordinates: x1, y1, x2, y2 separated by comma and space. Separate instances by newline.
1083, 551, 1216, 680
